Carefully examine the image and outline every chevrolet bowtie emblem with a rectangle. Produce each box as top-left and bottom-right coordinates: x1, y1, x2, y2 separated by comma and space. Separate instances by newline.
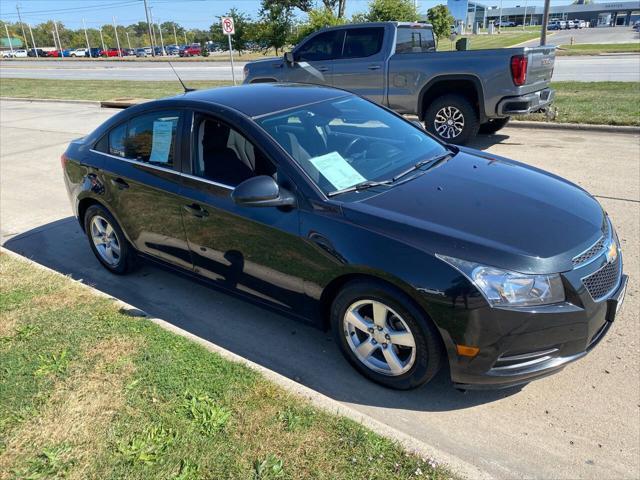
605, 241, 618, 264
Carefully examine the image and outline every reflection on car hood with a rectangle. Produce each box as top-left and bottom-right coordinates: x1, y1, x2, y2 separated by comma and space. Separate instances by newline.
342, 150, 605, 274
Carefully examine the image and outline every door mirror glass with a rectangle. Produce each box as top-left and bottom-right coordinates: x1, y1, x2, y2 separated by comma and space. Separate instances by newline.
284, 51, 295, 64
231, 175, 295, 208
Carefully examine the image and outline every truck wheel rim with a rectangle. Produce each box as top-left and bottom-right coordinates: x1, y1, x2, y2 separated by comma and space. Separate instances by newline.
90, 215, 121, 266
434, 106, 464, 139
343, 299, 416, 376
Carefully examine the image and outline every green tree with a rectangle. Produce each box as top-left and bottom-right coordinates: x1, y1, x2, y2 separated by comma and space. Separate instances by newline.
259, 0, 294, 55
366, 0, 418, 22
295, 8, 346, 43
160, 21, 184, 44
209, 9, 253, 53
427, 5, 454, 40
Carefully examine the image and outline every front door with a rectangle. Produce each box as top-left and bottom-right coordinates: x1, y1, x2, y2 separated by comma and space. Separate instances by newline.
179, 113, 313, 315
285, 29, 344, 86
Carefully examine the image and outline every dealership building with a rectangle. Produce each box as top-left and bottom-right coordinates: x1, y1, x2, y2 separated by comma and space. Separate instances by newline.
446, 0, 640, 28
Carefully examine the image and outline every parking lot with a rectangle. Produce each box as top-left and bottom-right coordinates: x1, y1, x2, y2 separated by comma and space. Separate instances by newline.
1, 99, 638, 479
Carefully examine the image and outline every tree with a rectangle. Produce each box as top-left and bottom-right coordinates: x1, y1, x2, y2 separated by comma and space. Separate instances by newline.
259, 0, 294, 55
427, 5, 454, 40
321, 0, 347, 18
209, 9, 253, 53
366, 0, 418, 22
294, 8, 346, 43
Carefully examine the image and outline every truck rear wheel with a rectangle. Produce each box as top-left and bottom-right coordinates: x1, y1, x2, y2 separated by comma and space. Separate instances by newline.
479, 117, 510, 135
424, 94, 479, 145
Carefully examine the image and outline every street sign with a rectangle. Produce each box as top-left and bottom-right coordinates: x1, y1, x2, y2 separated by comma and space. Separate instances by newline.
222, 17, 235, 35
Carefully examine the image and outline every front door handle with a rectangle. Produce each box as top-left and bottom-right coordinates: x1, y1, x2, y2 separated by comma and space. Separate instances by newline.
110, 177, 129, 190
317, 66, 329, 72
183, 203, 209, 218
368, 64, 381, 70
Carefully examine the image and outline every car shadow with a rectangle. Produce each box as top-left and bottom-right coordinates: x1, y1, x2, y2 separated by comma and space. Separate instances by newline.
3, 217, 522, 412
468, 133, 520, 150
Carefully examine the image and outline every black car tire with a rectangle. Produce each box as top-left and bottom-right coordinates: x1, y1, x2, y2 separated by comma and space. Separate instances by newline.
331, 280, 444, 390
479, 117, 510, 135
424, 94, 479, 145
84, 204, 137, 275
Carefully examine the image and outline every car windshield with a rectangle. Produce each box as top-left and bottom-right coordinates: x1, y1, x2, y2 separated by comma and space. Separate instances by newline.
256, 96, 447, 196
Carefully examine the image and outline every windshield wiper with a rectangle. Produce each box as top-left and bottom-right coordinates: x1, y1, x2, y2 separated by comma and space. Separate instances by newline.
392, 152, 453, 183
327, 179, 392, 197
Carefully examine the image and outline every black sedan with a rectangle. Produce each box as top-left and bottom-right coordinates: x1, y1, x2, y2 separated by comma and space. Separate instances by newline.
62, 84, 627, 390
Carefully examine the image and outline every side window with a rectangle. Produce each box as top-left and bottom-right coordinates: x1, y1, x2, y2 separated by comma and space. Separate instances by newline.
124, 111, 180, 168
193, 115, 275, 187
342, 28, 384, 59
108, 123, 127, 157
395, 27, 436, 54
296, 30, 344, 61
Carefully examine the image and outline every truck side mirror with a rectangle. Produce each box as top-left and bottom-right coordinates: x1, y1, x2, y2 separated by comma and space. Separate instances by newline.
284, 51, 295, 64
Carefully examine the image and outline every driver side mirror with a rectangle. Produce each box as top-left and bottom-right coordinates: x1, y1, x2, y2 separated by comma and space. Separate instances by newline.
284, 51, 295, 65
231, 176, 295, 208
412, 120, 425, 130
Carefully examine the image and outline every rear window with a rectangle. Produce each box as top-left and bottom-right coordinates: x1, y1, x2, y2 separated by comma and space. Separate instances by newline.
342, 28, 384, 59
395, 27, 435, 54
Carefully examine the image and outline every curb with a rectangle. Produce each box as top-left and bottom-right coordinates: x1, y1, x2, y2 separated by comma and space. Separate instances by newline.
0, 246, 492, 480
510, 120, 640, 134
0, 96, 101, 106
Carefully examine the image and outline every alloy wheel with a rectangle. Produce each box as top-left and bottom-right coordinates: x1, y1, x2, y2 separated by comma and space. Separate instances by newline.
343, 299, 417, 376
434, 106, 465, 139
90, 215, 121, 266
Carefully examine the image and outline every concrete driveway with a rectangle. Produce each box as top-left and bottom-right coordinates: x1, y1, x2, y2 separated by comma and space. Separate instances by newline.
1, 99, 638, 479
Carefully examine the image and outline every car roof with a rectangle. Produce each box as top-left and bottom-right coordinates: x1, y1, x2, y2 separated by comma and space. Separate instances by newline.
175, 83, 351, 118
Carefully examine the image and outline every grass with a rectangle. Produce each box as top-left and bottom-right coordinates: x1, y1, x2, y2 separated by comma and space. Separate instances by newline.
556, 42, 640, 56
0, 252, 454, 479
437, 31, 539, 51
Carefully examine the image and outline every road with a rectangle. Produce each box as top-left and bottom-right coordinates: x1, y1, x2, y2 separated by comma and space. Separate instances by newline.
521, 25, 640, 47
1, 55, 639, 82
1, 99, 639, 480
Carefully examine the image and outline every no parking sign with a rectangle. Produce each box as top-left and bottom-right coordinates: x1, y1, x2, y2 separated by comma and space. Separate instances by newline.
222, 17, 235, 35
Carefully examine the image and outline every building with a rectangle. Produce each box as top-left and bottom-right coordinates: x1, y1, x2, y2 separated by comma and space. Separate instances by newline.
445, 0, 640, 28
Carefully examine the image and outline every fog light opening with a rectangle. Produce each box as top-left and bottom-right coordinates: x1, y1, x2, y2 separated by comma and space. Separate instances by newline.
456, 345, 480, 357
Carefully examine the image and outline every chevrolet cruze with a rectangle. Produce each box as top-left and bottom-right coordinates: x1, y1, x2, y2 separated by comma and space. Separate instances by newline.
62, 84, 627, 390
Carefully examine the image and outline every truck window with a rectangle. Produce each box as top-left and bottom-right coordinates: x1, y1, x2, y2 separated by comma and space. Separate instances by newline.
395, 27, 435, 54
342, 27, 384, 59
296, 30, 344, 61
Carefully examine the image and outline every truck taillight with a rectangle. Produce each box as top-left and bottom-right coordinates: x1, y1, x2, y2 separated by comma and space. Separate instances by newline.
510, 55, 528, 86
60, 153, 68, 169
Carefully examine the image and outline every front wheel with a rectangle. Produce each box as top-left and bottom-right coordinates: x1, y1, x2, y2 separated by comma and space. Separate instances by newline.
424, 94, 479, 145
84, 204, 137, 274
479, 117, 510, 135
331, 280, 443, 390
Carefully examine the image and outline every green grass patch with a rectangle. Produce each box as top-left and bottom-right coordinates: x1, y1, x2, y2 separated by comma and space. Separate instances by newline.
0, 252, 454, 479
556, 42, 640, 56
437, 31, 539, 51
520, 81, 640, 126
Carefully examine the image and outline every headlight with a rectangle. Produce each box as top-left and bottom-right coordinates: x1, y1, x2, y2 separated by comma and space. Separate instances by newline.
438, 255, 565, 308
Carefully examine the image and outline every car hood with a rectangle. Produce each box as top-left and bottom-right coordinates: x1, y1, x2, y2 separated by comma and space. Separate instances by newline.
342, 149, 605, 274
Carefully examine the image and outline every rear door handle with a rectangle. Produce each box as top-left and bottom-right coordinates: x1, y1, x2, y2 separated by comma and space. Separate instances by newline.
368, 64, 381, 70
110, 177, 129, 189
183, 203, 209, 218
317, 66, 329, 72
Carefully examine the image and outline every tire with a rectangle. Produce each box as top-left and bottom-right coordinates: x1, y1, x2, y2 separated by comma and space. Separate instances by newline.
330, 280, 444, 390
479, 117, 510, 135
84, 204, 137, 274
424, 94, 479, 145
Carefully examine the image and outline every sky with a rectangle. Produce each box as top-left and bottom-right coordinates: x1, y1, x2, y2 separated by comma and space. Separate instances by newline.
0, 0, 575, 29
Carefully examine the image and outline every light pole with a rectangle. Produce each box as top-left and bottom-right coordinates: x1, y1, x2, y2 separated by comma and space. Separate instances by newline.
498, 0, 503, 32
173, 24, 177, 46
112, 16, 122, 57
53, 20, 63, 59
126, 31, 131, 50
142, 0, 155, 56
541, 0, 551, 45
99, 27, 106, 54
4, 23, 14, 55
157, 21, 165, 55
16, 3, 30, 50
82, 18, 91, 57
28, 23, 38, 57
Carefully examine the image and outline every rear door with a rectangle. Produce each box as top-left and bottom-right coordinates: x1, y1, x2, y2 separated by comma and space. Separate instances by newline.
93, 109, 193, 269
331, 26, 386, 103
286, 29, 344, 85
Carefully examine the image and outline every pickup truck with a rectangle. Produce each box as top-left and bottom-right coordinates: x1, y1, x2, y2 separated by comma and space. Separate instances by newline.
243, 22, 556, 144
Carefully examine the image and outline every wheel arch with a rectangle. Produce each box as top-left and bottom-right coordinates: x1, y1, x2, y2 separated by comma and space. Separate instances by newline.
417, 75, 486, 123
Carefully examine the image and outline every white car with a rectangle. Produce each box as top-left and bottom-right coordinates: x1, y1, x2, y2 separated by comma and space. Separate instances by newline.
13, 49, 28, 58
70, 48, 87, 57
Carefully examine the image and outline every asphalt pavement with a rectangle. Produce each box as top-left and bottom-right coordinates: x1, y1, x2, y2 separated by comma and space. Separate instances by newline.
1, 99, 639, 479
1, 54, 639, 82
521, 25, 640, 47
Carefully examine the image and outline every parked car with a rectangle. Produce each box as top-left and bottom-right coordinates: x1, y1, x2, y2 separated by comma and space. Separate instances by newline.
11, 49, 28, 58
632, 21, 639, 31
102, 48, 123, 57
244, 22, 556, 144
548, 20, 566, 30
567, 20, 575, 29
27, 48, 46, 57
86, 47, 103, 57
70, 48, 88, 57
153, 46, 166, 56
166, 45, 180, 55
1, 50, 13, 58
495, 20, 516, 27
122, 48, 135, 56
180, 44, 202, 57
574, 19, 586, 28
62, 83, 627, 390
135, 47, 148, 57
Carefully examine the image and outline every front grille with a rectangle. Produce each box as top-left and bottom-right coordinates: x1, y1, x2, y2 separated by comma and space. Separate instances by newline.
572, 219, 610, 267
582, 257, 621, 301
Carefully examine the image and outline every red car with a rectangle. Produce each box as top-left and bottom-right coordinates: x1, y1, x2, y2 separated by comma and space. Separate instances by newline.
180, 44, 202, 57
102, 48, 125, 57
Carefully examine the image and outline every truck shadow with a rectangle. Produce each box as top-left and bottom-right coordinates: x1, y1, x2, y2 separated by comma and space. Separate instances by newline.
467, 133, 515, 150
3, 217, 522, 412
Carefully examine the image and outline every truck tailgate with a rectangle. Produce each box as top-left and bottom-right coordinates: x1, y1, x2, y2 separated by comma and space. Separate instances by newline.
526, 46, 555, 88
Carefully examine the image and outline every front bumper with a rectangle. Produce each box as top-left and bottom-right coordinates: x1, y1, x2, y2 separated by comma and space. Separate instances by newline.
446, 258, 626, 390
496, 88, 555, 116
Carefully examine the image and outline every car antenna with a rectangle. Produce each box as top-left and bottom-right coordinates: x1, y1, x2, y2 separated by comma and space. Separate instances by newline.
167, 61, 195, 93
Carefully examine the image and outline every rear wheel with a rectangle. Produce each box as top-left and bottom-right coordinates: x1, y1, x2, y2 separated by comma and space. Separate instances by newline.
84, 205, 137, 274
479, 117, 510, 135
424, 94, 479, 145
331, 280, 443, 390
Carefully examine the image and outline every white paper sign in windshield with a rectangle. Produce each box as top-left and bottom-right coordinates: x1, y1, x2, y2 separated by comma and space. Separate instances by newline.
309, 151, 366, 191
149, 121, 173, 163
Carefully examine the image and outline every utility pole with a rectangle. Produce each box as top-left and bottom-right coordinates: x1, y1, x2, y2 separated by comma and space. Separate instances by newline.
143, 0, 155, 56
149, 7, 157, 49
82, 18, 91, 57
53, 20, 63, 58
51, 30, 57, 51
157, 21, 165, 55
112, 16, 122, 57
4, 23, 14, 54
99, 27, 106, 54
126, 31, 131, 50
498, 0, 503, 32
540, 0, 550, 45
522, 0, 528, 30
183, 31, 187, 45
28, 23, 38, 57
173, 24, 177, 46
15, 3, 30, 50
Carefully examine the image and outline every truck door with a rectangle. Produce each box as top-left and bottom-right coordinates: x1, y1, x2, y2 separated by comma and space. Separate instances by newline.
286, 30, 344, 86
331, 26, 386, 104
